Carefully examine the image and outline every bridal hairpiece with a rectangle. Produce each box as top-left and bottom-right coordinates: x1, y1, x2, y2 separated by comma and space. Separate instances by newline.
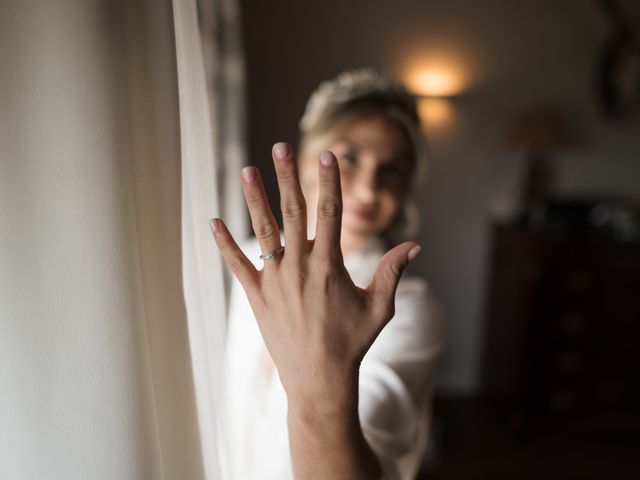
299, 68, 420, 133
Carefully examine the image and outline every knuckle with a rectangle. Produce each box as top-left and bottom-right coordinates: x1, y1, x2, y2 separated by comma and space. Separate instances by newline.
216, 233, 233, 251
246, 189, 264, 205
282, 199, 305, 220
389, 263, 403, 280
318, 199, 341, 219
277, 164, 297, 181
227, 256, 245, 275
254, 221, 278, 240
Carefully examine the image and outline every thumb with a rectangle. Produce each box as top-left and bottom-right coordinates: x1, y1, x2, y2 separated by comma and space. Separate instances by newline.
367, 241, 422, 321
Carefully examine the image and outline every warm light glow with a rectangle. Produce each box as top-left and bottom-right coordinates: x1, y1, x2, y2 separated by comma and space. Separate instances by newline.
403, 62, 466, 97
408, 71, 456, 97
418, 98, 453, 127
401, 57, 467, 128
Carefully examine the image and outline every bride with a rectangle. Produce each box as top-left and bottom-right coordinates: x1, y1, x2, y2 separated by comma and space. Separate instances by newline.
211, 69, 444, 479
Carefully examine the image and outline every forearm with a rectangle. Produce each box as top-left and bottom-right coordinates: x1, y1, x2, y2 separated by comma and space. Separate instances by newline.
286, 373, 382, 480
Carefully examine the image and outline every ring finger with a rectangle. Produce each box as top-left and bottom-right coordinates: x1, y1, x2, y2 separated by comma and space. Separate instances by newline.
240, 166, 282, 259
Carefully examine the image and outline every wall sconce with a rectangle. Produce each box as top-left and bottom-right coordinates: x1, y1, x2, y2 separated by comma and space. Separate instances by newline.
403, 63, 467, 129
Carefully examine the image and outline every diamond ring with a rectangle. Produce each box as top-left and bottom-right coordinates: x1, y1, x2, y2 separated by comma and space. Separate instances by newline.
259, 246, 285, 261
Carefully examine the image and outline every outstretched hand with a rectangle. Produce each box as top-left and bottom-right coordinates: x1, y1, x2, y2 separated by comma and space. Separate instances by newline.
211, 142, 422, 478
210, 142, 421, 406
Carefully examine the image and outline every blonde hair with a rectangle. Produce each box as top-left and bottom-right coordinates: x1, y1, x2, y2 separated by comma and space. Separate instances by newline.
299, 69, 428, 242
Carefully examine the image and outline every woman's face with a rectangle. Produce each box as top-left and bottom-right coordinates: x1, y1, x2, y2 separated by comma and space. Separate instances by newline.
301, 114, 413, 245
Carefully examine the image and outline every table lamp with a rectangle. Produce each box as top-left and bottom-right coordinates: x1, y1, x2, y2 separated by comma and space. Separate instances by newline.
502, 109, 570, 228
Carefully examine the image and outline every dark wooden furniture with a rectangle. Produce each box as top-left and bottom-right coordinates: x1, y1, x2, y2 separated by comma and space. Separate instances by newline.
481, 222, 640, 433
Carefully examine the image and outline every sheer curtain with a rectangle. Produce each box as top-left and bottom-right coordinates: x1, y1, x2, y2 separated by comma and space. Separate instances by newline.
0, 0, 244, 478
173, 0, 246, 477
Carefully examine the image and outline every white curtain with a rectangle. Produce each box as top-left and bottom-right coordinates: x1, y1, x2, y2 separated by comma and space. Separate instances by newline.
0, 0, 244, 478
173, 0, 246, 476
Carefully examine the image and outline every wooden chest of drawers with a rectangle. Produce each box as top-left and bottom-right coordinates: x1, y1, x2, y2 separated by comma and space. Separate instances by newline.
481, 223, 640, 431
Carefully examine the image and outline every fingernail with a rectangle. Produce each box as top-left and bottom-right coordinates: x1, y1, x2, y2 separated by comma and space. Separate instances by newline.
407, 245, 422, 262
320, 151, 335, 166
241, 166, 257, 183
209, 218, 220, 234
273, 142, 290, 160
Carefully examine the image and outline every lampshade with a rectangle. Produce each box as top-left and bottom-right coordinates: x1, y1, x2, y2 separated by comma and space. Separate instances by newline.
502, 110, 570, 151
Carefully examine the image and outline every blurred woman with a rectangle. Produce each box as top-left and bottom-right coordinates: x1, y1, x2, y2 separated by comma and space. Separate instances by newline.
212, 69, 444, 479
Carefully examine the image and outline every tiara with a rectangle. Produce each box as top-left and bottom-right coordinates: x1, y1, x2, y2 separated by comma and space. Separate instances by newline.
299, 69, 419, 133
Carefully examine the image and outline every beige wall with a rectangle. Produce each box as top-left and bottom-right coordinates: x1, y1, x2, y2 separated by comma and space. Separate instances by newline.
240, 0, 640, 393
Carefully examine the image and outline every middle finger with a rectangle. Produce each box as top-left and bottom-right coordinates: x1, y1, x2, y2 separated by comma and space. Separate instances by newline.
272, 142, 307, 260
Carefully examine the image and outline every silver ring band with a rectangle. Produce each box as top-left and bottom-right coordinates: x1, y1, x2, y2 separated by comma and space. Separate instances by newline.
259, 246, 284, 261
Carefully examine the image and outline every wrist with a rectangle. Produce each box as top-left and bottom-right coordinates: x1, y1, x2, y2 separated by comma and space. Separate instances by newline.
285, 368, 383, 479
286, 366, 360, 418
287, 382, 362, 461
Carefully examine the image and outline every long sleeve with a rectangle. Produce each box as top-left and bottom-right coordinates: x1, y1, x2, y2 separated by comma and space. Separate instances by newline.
359, 277, 444, 479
